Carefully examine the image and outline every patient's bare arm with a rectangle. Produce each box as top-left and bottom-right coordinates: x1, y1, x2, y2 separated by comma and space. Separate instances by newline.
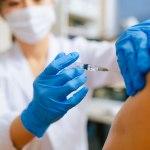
103, 74, 150, 150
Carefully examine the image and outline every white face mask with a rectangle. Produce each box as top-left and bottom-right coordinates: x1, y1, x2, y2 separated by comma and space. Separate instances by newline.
4, 5, 56, 44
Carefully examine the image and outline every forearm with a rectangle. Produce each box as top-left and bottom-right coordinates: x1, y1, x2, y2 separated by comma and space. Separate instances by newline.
10, 116, 35, 150
103, 74, 150, 150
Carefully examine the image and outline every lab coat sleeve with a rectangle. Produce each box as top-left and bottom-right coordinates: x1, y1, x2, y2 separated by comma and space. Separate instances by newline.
72, 37, 123, 88
0, 70, 18, 150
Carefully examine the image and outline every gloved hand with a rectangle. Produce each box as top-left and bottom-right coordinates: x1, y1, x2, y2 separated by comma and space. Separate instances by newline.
21, 52, 88, 138
116, 20, 150, 96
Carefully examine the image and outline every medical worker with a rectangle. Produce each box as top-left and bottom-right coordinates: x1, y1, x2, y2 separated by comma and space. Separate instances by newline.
0, 0, 148, 150
0, 51, 89, 149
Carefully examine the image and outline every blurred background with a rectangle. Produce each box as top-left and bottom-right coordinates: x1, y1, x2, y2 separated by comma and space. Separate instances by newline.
0, 0, 149, 149
1, 0, 150, 52
2, 0, 150, 53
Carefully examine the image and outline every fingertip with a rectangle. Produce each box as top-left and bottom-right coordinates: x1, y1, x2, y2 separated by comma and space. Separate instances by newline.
70, 52, 79, 59
138, 62, 150, 73
60, 52, 66, 55
80, 74, 88, 83
77, 87, 89, 97
85, 76, 88, 82
126, 82, 137, 96
68, 87, 88, 107
60, 52, 66, 56
127, 89, 136, 96
83, 87, 89, 93
54, 52, 80, 71
55, 52, 66, 60
132, 71, 146, 91
124, 75, 137, 96
134, 77, 146, 92
75, 67, 85, 74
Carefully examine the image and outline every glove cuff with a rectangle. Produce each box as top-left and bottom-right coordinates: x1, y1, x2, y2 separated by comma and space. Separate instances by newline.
21, 102, 49, 138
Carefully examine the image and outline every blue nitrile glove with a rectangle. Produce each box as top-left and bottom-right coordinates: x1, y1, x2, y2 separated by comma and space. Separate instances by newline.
116, 20, 150, 96
21, 52, 88, 138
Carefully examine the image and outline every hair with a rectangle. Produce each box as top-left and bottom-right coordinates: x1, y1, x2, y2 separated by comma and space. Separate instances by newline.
0, 0, 6, 15
0, 0, 5, 11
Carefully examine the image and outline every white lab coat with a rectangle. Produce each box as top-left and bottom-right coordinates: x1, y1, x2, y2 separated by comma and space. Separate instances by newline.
0, 35, 123, 150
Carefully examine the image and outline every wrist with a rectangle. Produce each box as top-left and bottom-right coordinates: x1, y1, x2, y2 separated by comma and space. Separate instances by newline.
10, 116, 35, 149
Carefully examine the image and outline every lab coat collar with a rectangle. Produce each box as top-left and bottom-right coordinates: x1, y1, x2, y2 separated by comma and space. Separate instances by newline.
9, 34, 62, 102
10, 34, 61, 68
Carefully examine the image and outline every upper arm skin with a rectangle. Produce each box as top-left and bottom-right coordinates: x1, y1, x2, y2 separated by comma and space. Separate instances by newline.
103, 73, 150, 150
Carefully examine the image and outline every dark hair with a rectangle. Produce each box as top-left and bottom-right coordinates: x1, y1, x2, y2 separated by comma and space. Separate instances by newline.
0, 0, 5, 11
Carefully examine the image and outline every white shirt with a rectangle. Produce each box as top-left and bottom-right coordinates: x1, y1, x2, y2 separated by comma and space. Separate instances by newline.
0, 35, 123, 150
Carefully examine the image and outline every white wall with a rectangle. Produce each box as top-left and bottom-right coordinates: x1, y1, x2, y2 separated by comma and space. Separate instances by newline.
100, 0, 118, 39
54, 0, 101, 39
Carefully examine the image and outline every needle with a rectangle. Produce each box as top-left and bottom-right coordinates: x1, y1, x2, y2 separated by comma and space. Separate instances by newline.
74, 62, 119, 73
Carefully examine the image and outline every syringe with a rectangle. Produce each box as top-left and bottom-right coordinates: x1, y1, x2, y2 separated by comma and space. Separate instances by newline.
73, 62, 118, 73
